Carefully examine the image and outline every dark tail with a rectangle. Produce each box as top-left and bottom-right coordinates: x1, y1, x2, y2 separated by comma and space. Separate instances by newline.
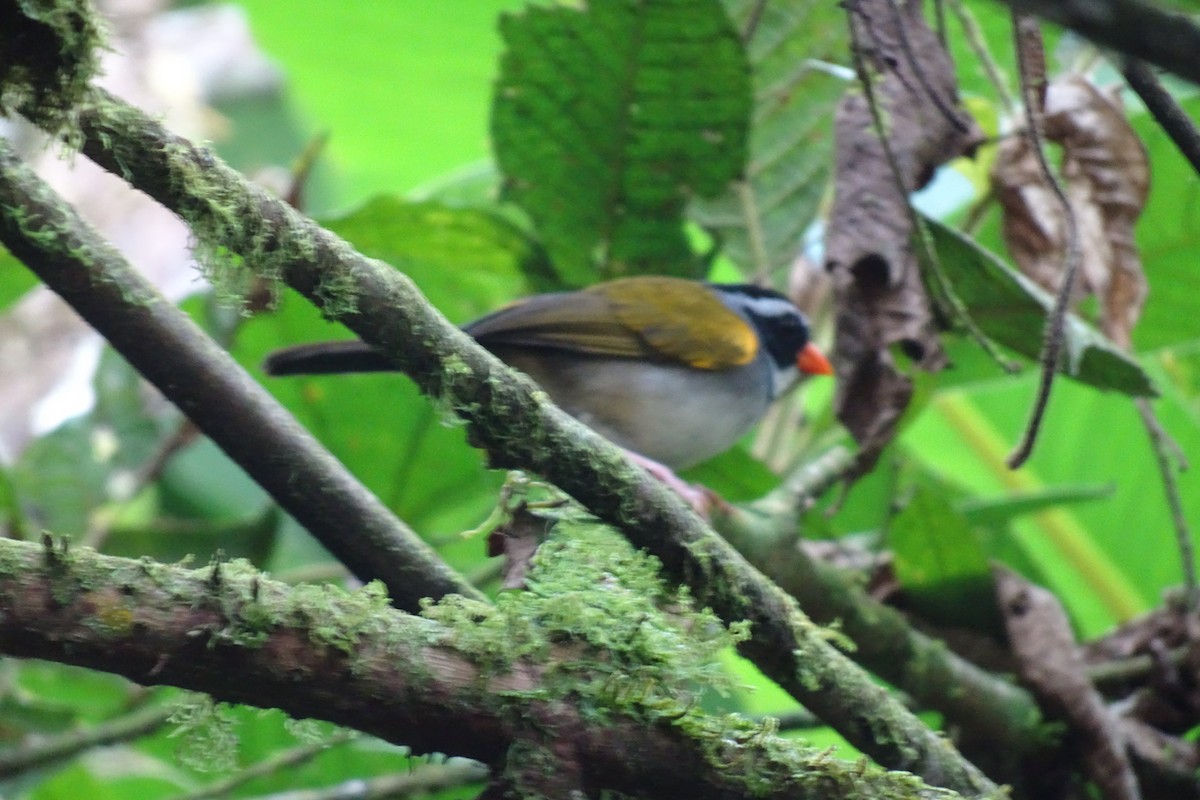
262, 341, 398, 375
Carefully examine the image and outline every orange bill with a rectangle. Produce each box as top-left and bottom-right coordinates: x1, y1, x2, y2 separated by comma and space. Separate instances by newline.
797, 342, 834, 376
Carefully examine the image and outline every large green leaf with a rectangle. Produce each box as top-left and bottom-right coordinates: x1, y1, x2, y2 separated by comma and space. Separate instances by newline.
322, 195, 554, 295
492, 0, 752, 283
889, 481, 1002, 632
1127, 94, 1200, 352
234, 0, 523, 203
925, 218, 1156, 397
682, 443, 780, 502
692, 0, 848, 279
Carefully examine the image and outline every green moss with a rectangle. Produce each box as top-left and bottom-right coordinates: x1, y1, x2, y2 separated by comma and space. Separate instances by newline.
311, 259, 359, 319
167, 696, 239, 773
423, 519, 749, 721
0, 0, 105, 136
291, 580, 395, 656
432, 353, 480, 422
421, 593, 547, 677
81, 93, 333, 313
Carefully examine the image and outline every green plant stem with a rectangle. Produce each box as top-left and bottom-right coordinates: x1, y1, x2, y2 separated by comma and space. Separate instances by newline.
40, 87, 998, 795
177, 732, 357, 800
243, 761, 489, 800
0, 139, 480, 612
0, 701, 175, 778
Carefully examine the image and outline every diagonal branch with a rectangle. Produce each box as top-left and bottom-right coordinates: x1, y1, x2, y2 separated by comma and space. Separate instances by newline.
7, 86, 1000, 795
0, 138, 480, 612
717, 497, 1046, 785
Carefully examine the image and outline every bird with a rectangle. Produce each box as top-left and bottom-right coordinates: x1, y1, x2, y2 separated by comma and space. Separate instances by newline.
264, 276, 831, 506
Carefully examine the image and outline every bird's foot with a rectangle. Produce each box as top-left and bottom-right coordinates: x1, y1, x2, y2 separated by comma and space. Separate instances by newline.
623, 451, 727, 518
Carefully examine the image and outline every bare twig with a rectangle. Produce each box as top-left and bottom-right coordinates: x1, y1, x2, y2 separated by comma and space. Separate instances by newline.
947, 0, 1016, 110
1121, 59, 1200, 177
0, 701, 175, 778
1087, 643, 1190, 692
741, 0, 769, 41
243, 761, 488, 800
884, 0, 971, 134
1137, 398, 1198, 611
82, 419, 200, 550
0, 139, 481, 611
1006, 14, 1082, 469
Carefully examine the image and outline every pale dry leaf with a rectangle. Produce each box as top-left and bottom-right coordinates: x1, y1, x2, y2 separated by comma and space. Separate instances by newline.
993, 76, 1150, 350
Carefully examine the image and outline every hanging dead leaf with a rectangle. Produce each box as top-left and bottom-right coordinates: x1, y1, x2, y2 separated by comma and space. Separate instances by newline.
993, 76, 1150, 350
826, 0, 984, 479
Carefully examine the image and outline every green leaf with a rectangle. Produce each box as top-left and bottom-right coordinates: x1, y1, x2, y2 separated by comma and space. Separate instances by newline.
321, 196, 551, 300
12, 351, 175, 537
692, 0, 848, 278
889, 482, 1001, 632
958, 483, 1113, 527
493, 0, 752, 283
924, 218, 1156, 397
0, 243, 39, 310
233, 0, 523, 201
682, 444, 780, 502
103, 506, 281, 565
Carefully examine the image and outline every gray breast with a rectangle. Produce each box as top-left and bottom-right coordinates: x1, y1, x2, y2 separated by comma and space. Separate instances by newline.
491, 347, 771, 469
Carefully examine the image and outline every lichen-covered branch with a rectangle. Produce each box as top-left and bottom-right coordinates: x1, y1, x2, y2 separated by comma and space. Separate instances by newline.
0, 137, 480, 612
0, 536, 962, 800
30, 86, 999, 795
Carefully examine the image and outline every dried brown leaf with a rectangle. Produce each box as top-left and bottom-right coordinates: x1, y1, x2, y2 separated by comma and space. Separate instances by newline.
994, 76, 1150, 350
826, 0, 983, 478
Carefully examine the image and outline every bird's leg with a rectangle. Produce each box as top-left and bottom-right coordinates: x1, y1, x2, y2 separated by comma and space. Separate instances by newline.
622, 450, 727, 518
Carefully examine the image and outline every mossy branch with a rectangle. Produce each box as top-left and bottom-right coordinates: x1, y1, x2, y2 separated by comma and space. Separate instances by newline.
0, 137, 480, 612
718, 503, 1047, 784
0, 536, 963, 800
12, 86, 1001, 795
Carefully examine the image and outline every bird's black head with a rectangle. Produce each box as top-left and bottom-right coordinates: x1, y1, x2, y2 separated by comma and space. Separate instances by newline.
711, 284, 812, 370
